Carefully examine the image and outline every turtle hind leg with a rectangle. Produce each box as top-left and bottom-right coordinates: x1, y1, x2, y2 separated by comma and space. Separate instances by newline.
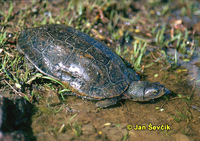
95, 97, 120, 108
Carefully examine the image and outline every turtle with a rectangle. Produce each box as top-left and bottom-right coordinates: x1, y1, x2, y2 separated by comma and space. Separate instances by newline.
17, 24, 170, 108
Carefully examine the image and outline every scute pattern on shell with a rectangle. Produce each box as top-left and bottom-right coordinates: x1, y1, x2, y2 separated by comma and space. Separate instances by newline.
17, 24, 137, 99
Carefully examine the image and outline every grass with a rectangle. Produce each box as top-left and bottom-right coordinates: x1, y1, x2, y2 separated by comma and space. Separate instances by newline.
0, 28, 7, 46
123, 132, 129, 141
153, 24, 195, 58
131, 40, 147, 70
68, 113, 82, 137
172, 109, 192, 123
153, 25, 166, 46
1, 52, 29, 87
1, 50, 70, 103
116, 39, 147, 71
0, 2, 13, 25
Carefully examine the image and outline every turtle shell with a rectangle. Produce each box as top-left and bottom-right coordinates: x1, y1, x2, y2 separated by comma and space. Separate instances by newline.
17, 24, 136, 99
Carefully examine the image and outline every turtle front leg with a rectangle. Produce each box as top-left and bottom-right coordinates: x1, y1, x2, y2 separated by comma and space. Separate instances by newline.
95, 97, 120, 108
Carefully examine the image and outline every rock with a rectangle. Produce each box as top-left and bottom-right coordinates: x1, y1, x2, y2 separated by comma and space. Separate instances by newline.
0, 96, 33, 132
57, 133, 74, 141
82, 124, 96, 135
0, 96, 35, 140
45, 87, 61, 106
0, 131, 25, 141
37, 132, 56, 141
0, 97, 15, 131
106, 128, 124, 141
173, 133, 192, 141
101, 125, 126, 141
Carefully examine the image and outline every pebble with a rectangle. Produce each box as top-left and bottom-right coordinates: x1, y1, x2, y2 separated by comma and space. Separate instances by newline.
57, 133, 74, 141
101, 126, 126, 141
82, 124, 96, 135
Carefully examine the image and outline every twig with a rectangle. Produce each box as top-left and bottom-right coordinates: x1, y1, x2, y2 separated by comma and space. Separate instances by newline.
4, 79, 29, 98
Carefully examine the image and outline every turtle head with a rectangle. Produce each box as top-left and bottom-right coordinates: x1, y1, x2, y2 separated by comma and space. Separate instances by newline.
124, 81, 170, 101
